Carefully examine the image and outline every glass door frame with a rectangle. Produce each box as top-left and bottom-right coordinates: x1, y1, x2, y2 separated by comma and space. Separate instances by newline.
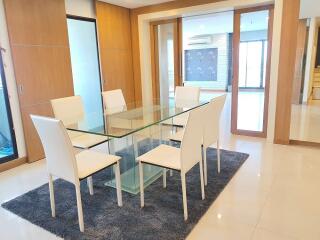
66, 14, 104, 114
231, 5, 274, 138
150, 18, 183, 100
0, 51, 18, 163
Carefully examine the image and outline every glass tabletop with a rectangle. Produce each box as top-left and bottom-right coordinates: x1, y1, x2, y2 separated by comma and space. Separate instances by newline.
65, 98, 209, 138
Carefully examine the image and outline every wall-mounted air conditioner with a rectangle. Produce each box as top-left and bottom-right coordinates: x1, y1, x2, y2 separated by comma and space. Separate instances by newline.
188, 35, 212, 45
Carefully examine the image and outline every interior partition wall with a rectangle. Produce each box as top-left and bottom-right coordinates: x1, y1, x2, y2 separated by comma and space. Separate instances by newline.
0, 52, 18, 163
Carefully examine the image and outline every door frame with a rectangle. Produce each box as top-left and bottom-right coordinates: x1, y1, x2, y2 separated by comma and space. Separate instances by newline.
0, 51, 18, 163
66, 15, 107, 133
66, 14, 104, 94
231, 5, 274, 138
150, 18, 182, 100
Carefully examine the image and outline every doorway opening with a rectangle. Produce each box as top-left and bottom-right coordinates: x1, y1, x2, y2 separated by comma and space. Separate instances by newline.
67, 16, 104, 129
150, 6, 274, 137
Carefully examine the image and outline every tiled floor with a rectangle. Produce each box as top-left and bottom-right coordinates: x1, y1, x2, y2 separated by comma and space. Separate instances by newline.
290, 100, 320, 143
1, 94, 320, 239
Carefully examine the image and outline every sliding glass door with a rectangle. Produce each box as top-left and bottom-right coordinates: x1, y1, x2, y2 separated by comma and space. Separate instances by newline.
0, 53, 17, 162
67, 16, 103, 129
232, 6, 273, 137
239, 40, 268, 88
150, 19, 182, 104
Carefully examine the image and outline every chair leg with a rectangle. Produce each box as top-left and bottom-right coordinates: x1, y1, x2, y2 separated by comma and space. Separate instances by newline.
139, 161, 144, 207
203, 146, 208, 186
114, 161, 123, 207
217, 139, 221, 173
87, 176, 94, 195
48, 174, 55, 218
163, 168, 167, 188
75, 184, 84, 232
181, 173, 188, 221
199, 160, 205, 200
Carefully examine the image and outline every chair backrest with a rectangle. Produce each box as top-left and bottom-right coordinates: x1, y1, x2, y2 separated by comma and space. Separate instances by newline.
180, 106, 204, 172
175, 86, 200, 102
50, 96, 85, 125
102, 89, 127, 115
203, 94, 227, 148
31, 115, 79, 184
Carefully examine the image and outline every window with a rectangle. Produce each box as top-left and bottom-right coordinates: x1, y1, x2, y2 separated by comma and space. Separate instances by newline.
0, 53, 18, 162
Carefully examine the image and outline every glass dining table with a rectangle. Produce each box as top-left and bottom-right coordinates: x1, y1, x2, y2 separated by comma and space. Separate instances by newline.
66, 98, 209, 194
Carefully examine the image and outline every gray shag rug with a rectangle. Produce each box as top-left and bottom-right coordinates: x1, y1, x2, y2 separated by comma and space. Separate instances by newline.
1, 139, 249, 240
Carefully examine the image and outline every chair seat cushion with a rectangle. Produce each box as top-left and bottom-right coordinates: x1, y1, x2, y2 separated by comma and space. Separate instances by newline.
76, 150, 120, 179
136, 144, 181, 170
71, 133, 109, 149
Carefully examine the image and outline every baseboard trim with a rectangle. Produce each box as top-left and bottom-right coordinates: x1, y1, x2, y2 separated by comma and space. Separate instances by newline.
0, 157, 27, 173
274, 139, 290, 145
289, 140, 320, 148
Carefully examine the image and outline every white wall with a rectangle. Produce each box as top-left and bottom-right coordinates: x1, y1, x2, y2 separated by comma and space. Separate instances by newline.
183, 33, 229, 90
300, 0, 320, 19
138, 0, 283, 142
266, 0, 282, 142
65, 0, 96, 18
0, 0, 26, 158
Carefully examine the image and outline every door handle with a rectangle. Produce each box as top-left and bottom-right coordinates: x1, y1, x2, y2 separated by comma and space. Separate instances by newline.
18, 84, 23, 94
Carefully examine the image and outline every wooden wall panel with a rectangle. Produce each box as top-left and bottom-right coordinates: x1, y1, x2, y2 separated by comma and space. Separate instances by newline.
21, 103, 53, 161
274, 0, 300, 144
132, 0, 224, 15
4, 0, 74, 162
96, 2, 135, 103
11, 46, 73, 107
4, 0, 69, 46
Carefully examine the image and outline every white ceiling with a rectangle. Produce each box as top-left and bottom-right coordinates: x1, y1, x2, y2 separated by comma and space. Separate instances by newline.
99, 0, 173, 9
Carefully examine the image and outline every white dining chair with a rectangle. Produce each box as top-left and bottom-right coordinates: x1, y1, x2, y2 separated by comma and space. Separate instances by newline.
102, 89, 127, 115
50, 96, 109, 150
51, 96, 110, 195
175, 86, 200, 102
31, 115, 122, 232
162, 86, 200, 128
170, 94, 227, 185
137, 107, 205, 221
172, 86, 200, 127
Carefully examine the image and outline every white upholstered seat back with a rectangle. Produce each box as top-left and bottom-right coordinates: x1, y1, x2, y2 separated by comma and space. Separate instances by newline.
102, 89, 127, 115
203, 94, 227, 148
50, 96, 85, 126
180, 107, 204, 172
175, 86, 200, 102
31, 115, 79, 183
